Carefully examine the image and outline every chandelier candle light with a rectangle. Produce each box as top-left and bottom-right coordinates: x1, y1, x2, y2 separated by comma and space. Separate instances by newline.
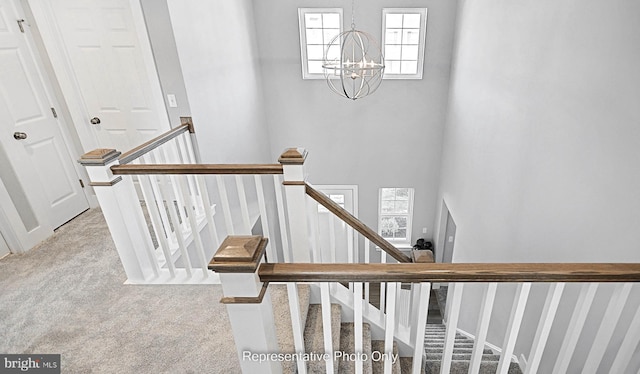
322, 0, 385, 100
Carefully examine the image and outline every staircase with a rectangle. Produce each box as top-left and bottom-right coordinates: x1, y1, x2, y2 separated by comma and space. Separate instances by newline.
272, 285, 413, 373
423, 325, 522, 374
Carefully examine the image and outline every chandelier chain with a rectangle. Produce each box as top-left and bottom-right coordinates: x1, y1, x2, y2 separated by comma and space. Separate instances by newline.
351, 0, 355, 29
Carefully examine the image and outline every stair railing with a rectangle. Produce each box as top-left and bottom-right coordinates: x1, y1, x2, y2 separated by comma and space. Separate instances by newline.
79, 118, 288, 284
216, 247, 640, 374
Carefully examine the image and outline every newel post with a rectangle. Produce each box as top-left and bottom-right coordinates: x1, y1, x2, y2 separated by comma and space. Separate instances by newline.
79, 149, 157, 283
279, 148, 311, 262
209, 236, 281, 374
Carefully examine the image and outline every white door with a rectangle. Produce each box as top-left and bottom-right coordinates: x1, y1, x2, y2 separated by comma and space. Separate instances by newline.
28, 0, 170, 152
0, 0, 88, 251
316, 185, 358, 263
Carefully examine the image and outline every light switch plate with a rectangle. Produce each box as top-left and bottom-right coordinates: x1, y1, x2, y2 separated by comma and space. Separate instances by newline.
167, 94, 177, 107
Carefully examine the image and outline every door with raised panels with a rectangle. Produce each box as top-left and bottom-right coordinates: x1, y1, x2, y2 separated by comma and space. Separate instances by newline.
28, 0, 170, 152
0, 0, 88, 251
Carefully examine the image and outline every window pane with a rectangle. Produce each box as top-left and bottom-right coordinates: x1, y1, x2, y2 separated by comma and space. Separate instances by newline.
385, 61, 401, 74
401, 45, 419, 61
380, 217, 399, 238
396, 200, 409, 213
323, 28, 340, 44
381, 201, 394, 213
323, 13, 340, 28
385, 45, 401, 60
305, 13, 323, 28
401, 60, 418, 74
325, 43, 340, 60
308, 60, 324, 74
396, 188, 409, 200
381, 188, 395, 200
386, 14, 403, 28
395, 216, 407, 228
403, 29, 420, 44
306, 29, 323, 44
396, 228, 407, 239
385, 29, 402, 44
403, 14, 421, 28
307, 45, 324, 60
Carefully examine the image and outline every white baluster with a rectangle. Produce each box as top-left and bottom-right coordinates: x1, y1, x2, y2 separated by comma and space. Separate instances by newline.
177, 176, 208, 277
235, 175, 251, 234
411, 282, 430, 374
384, 282, 398, 374
320, 282, 335, 374
144, 153, 174, 246
216, 175, 234, 235
354, 282, 364, 374
552, 283, 598, 374
380, 252, 387, 313
609, 288, 640, 373
525, 283, 565, 374
496, 283, 531, 374
364, 238, 370, 303
158, 174, 193, 278
196, 175, 220, 249
441, 282, 464, 374
254, 175, 275, 261
287, 283, 308, 374
469, 283, 497, 374
328, 213, 336, 263
582, 283, 633, 374
138, 169, 176, 277
307, 198, 323, 263
273, 175, 291, 262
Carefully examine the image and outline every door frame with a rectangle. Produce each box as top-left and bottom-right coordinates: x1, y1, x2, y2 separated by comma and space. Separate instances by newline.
0, 0, 92, 253
26, 0, 171, 153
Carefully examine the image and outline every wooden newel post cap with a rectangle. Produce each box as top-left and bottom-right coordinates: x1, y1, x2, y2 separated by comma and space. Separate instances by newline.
78, 148, 121, 166
278, 148, 308, 165
208, 235, 268, 273
412, 249, 435, 263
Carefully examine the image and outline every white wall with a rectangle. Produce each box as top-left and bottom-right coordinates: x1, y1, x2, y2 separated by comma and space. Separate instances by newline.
166, 0, 272, 163
140, 0, 192, 127
253, 0, 459, 243
439, 0, 640, 370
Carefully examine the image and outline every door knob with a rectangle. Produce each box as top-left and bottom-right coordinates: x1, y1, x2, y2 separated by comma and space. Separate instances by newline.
13, 132, 27, 140
90, 117, 101, 125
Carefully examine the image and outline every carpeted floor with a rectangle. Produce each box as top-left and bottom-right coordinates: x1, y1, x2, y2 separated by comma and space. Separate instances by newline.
0, 208, 240, 373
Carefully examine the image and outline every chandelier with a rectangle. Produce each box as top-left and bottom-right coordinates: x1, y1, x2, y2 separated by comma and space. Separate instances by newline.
322, 0, 385, 100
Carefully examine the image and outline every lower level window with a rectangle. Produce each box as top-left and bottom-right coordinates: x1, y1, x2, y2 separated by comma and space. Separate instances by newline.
378, 187, 414, 244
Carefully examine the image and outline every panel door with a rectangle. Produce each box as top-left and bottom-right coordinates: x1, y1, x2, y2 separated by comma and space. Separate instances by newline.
29, 0, 170, 152
0, 0, 88, 250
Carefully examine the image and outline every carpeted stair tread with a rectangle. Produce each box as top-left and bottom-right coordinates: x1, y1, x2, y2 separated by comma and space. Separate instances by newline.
425, 360, 522, 374
423, 324, 522, 374
371, 340, 401, 374
271, 284, 311, 374
426, 353, 500, 361
304, 303, 341, 373
425, 347, 493, 354
338, 322, 373, 374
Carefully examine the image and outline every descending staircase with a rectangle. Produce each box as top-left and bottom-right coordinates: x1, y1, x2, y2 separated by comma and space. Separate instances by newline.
423, 325, 522, 374
271, 285, 412, 373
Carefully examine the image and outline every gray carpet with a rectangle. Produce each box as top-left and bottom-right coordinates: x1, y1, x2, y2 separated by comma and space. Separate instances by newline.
0, 208, 240, 373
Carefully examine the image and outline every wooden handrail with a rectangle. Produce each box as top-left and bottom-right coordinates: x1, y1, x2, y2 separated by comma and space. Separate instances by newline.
119, 123, 191, 165
111, 163, 284, 175
258, 263, 640, 283
305, 183, 413, 263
